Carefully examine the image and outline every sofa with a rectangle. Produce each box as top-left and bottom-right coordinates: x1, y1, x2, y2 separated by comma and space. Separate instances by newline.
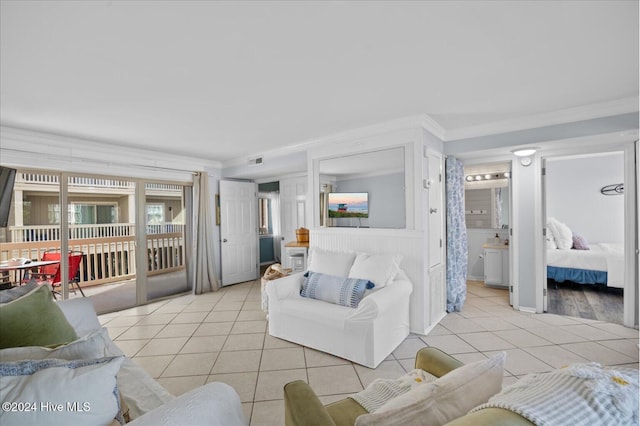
266, 248, 412, 368
0, 284, 245, 426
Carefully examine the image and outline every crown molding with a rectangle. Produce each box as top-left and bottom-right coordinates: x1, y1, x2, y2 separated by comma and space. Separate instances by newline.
443, 96, 639, 141
223, 114, 445, 169
0, 125, 222, 174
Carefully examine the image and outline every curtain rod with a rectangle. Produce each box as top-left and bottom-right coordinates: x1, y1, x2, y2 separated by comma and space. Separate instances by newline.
2, 148, 199, 175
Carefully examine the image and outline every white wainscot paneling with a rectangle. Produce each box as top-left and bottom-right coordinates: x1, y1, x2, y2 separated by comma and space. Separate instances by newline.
311, 228, 437, 333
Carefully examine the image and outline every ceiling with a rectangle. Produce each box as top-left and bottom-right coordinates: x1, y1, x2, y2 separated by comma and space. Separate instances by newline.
1, 1, 638, 164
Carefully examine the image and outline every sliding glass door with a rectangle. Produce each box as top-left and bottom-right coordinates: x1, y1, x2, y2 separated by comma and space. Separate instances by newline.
145, 181, 190, 301
0, 168, 192, 313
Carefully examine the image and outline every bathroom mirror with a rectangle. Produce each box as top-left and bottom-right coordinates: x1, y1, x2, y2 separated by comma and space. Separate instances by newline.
318, 147, 405, 229
464, 163, 510, 229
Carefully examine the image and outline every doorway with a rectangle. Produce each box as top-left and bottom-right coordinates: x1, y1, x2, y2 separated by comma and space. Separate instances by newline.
258, 181, 281, 270
463, 162, 512, 305
543, 152, 625, 324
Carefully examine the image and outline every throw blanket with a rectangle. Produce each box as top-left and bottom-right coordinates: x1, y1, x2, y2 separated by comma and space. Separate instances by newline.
471, 363, 639, 426
351, 369, 437, 413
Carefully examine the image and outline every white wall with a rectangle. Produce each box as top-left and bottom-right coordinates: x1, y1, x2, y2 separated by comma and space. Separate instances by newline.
546, 152, 624, 244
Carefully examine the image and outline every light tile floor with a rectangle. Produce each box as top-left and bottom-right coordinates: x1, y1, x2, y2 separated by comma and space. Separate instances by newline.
99, 280, 639, 426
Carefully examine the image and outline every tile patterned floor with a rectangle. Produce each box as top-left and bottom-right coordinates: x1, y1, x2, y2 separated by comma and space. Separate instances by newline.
99, 280, 639, 426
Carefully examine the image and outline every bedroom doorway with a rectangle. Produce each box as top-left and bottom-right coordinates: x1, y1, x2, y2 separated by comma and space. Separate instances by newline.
542, 151, 625, 325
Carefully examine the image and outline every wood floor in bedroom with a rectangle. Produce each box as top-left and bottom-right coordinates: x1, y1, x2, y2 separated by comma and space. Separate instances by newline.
547, 281, 623, 325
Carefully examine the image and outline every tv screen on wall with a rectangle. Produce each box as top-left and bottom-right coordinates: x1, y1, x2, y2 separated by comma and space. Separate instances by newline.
328, 192, 369, 218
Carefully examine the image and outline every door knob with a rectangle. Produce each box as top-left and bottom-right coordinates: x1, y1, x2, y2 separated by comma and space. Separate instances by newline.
222, 238, 228, 242
430, 208, 438, 214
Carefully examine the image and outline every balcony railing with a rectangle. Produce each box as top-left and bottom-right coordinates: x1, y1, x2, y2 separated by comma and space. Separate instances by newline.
16, 173, 183, 192
9, 223, 185, 243
0, 232, 185, 287
18, 173, 135, 189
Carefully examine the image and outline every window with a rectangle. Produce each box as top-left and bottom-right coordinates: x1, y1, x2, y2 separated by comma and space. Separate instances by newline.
259, 197, 270, 235
46, 203, 118, 225
146, 203, 165, 225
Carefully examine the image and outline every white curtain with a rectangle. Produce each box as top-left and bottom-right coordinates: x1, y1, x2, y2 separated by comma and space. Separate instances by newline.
192, 172, 219, 294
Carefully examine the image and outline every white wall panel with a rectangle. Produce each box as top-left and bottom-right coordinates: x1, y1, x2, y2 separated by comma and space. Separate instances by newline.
311, 228, 432, 333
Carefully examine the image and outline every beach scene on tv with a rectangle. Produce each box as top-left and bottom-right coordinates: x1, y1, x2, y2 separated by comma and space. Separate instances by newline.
328, 192, 369, 218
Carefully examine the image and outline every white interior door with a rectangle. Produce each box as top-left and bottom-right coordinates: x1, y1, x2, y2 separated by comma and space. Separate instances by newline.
220, 180, 258, 286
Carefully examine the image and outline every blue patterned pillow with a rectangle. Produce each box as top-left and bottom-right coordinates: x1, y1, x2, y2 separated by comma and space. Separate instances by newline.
300, 271, 374, 308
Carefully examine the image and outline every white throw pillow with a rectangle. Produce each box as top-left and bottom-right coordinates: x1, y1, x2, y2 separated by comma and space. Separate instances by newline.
307, 248, 356, 277
354, 352, 506, 426
348, 253, 402, 289
0, 327, 123, 362
0, 356, 125, 426
547, 218, 573, 250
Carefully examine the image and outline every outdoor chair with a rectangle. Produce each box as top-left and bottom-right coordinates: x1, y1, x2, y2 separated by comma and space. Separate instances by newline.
28, 249, 85, 299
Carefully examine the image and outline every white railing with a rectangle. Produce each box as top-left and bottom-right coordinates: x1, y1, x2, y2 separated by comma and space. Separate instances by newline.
9, 223, 185, 242
147, 223, 185, 234
0, 233, 185, 287
145, 183, 183, 191
17, 174, 182, 192
17, 173, 135, 189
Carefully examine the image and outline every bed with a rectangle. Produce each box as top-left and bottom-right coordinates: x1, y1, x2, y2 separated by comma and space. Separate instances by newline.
546, 243, 624, 288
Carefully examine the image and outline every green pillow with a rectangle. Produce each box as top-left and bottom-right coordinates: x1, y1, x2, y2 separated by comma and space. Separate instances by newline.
0, 285, 78, 349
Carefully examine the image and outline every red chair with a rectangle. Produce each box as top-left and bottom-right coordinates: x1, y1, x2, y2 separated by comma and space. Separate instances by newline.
29, 250, 85, 298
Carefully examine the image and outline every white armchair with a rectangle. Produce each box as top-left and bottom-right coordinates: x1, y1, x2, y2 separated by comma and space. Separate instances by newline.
266, 249, 413, 368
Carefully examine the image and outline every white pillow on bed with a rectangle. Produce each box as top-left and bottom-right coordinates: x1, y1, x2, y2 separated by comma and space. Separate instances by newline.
547, 218, 573, 250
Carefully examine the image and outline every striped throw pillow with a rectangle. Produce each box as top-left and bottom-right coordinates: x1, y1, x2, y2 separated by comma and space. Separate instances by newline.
300, 271, 374, 308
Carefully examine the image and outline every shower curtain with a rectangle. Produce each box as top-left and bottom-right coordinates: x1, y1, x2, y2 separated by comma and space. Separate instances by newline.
445, 157, 468, 312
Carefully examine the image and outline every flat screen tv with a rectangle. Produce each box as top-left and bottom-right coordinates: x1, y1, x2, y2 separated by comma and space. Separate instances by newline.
0, 167, 16, 228
328, 192, 368, 218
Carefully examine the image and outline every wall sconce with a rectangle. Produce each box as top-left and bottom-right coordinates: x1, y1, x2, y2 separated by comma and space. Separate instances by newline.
511, 147, 538, 166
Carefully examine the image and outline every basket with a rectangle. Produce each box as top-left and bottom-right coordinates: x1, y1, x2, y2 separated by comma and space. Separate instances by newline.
295, 227, 309, 243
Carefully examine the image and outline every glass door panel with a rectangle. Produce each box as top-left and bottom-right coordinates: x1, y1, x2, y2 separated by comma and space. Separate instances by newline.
67, 174, 137, 313
145, 182, 190, 300
0, 169, 61, 287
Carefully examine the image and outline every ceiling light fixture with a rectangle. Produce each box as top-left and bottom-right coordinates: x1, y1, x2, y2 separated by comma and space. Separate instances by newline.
511, 147, 539, 167
511, 148, 538, 157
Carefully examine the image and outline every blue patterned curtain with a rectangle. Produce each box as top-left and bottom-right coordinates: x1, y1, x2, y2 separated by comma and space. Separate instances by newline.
445, 157, 468, 312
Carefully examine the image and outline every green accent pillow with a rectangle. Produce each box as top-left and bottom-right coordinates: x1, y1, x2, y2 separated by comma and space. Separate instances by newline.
0, 285, 78, 349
